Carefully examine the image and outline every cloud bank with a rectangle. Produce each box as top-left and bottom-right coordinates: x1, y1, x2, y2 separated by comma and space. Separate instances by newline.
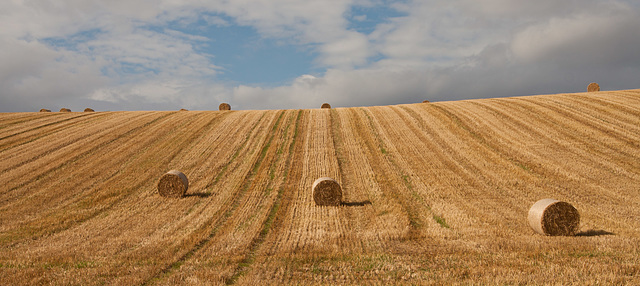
1, 0, 639, 112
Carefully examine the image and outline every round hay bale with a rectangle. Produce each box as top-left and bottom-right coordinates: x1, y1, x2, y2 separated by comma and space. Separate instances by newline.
528, 199, 580, 236
179, 108, 188, 111
84, 108, 95, 112
422, 100, 430, 103
157, 170, 189, 198
321, 103, 331, 109
312, 177, 342, 206
587, 82, 600, 92
219, 103, 231, 111
39, 109, 51, 112
59, 108, 71, 112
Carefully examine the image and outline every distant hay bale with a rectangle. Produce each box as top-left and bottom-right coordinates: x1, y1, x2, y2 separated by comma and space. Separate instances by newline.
84, 108, 94, 112
321, 103, 331, 109
59, 108, 71, 112
219, 103, 231, 111
179, 108, 188, 111
39, 109, 51, 112
587, 82, 600, 92
157, 170, 189, 198
422, 100, 430, 103
528, 199, 580, 236
312, 177, 342, 206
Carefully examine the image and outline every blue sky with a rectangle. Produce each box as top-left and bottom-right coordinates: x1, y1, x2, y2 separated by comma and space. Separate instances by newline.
1, 0, 640, 112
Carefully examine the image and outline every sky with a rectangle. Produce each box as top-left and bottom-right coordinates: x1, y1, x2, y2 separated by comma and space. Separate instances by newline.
1, 0, 639, 112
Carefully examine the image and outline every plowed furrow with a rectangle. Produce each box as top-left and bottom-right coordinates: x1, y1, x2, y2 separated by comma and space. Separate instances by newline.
0, 113, 99, 148
0, 112, 149, 174
387, 105, 520, 237
0, 112, 170, 200
436, 100, 640, 234
0, 113, 53, 130
0, 111, 215, 244
518, 96, 640, 161
348, 107, 426, 237
0, 111, 273, 284
329, 108, 404, 249
259, 109, 348, 255
141, 110, 284, 285
479, 98, 640, 182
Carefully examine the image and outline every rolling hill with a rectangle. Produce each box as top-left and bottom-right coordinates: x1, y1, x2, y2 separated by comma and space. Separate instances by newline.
1, 89, 639, 284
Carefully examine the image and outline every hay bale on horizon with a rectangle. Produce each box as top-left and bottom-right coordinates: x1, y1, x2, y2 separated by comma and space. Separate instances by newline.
422, 100, 430, 103
528, 199, 580, 236
219, 103, 231, 111
312, 177, 342, 206
179, 108, 188, 111
39, 109, 51, 112
321, 103, 331, 109
157, 170, 189, 198
84, 108, 95, 112
587, 82, 600, 92
59, 108, 71, 112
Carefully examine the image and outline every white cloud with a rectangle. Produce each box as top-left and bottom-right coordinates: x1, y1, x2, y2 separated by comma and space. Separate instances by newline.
229, 0, 640, 110
352, 15, 367, 22
318, 32, 373, 68
1, 0, 639, 112
202, 15, 231, 27
90, 79, 229, 110
233, 68, 432, 110
84, 28, 219, 80
1, 0, 379, 111
511, 6, 640, 67
202, 0, 376, 68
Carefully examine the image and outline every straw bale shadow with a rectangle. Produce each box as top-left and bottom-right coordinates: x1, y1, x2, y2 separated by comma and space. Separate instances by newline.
575, 229, 615, 237
340, 200, 372, 207
185, 192, 212, 198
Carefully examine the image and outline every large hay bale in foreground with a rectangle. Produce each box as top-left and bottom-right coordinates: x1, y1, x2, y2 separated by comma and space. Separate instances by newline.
528, 199, 580, 236
312, 177, 342, 206
219, 103, 231, 111
39, 109, 51, 112
321, 103, 331, 109
157, 170, 189, 198
84, 108, 94, 112
59, 108, 71, 112
587, 82, 600, 92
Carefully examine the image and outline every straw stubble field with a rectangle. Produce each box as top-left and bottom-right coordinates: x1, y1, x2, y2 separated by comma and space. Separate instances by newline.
1, 90, 639, 284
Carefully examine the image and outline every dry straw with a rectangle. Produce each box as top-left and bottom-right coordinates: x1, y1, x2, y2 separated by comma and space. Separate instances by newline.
219, 103, 231, 111
587, 82, 600, 92
59, 108, 71, 112
312, 177, 342, 206
84, 108, 95, 112
39, 109, 51, 112
321, 103, 331, 109
528, 199, 580, 236
157, 170, 189, 198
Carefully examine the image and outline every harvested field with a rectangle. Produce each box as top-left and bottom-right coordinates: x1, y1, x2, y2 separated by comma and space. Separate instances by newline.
1, 89, 640, 285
